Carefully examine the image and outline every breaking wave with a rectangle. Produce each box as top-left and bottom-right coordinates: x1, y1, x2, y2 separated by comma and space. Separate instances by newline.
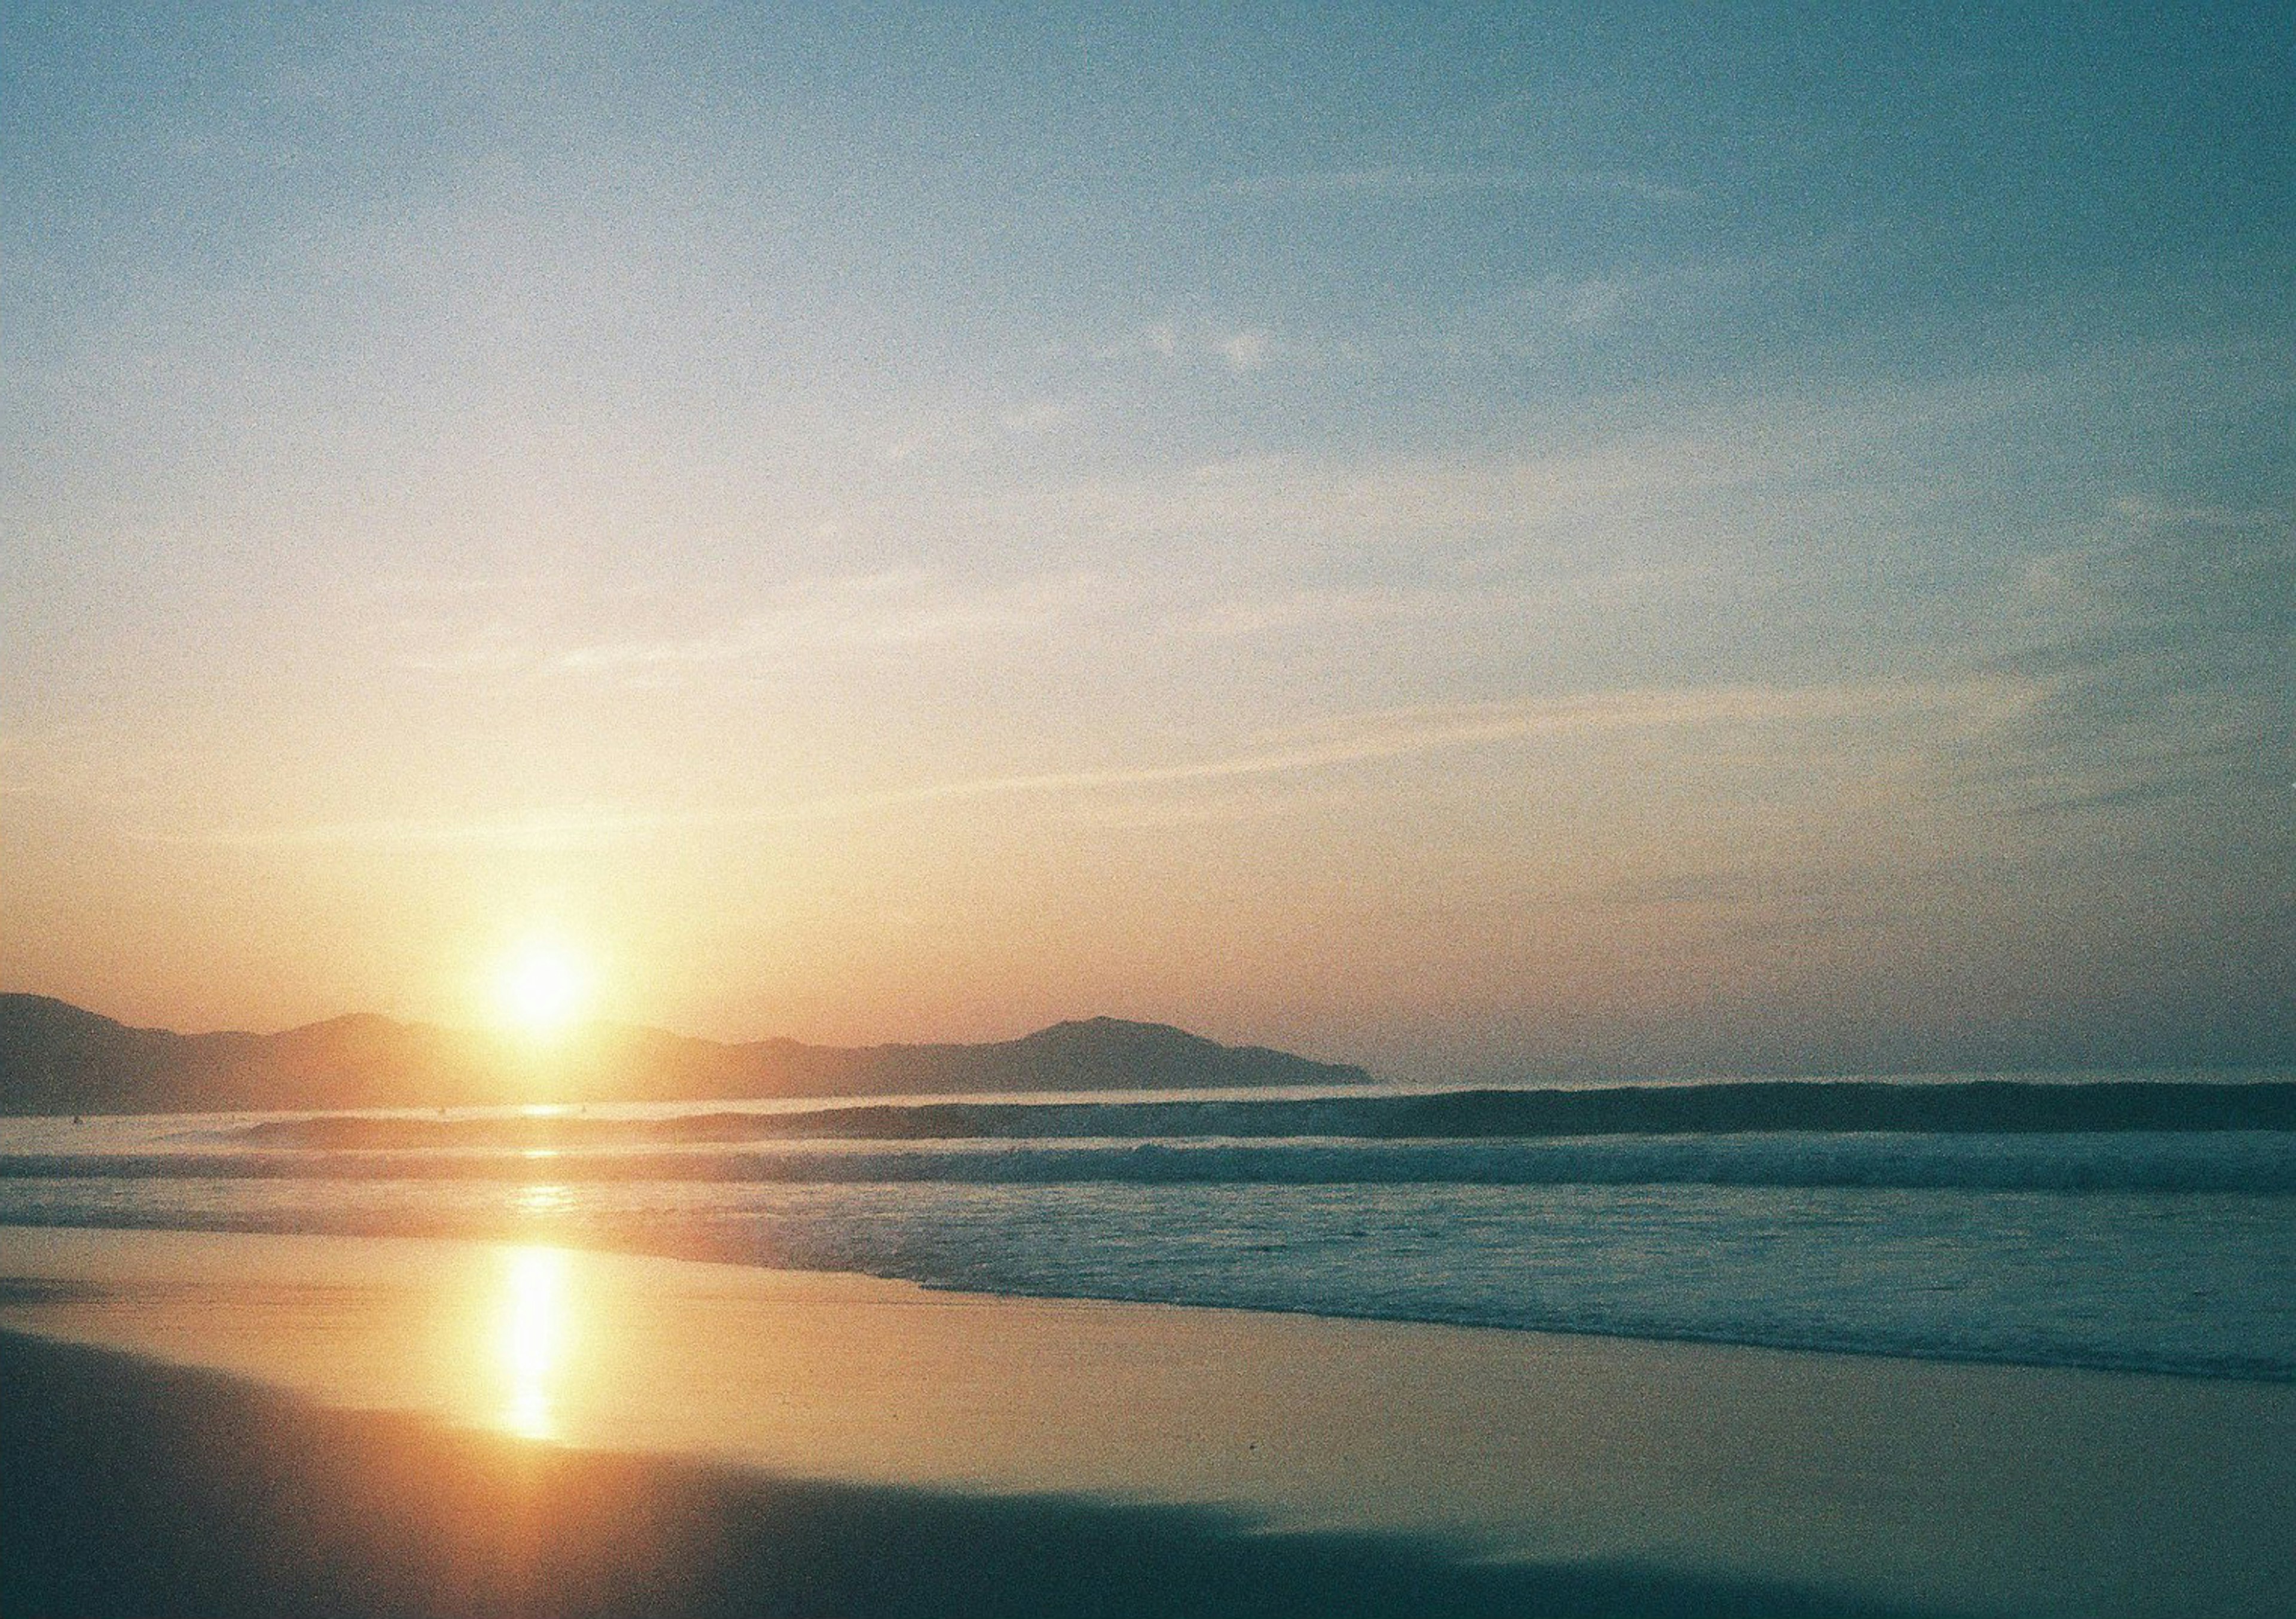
5, 1130, 2294, 1193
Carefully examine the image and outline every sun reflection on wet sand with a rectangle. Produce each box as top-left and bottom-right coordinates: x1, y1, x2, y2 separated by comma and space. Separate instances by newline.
497, 1245, 570, 1440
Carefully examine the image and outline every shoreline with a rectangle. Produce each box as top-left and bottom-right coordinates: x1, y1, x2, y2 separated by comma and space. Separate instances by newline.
0, 1208, 2286, 1387
4, 1226, 2294, 1618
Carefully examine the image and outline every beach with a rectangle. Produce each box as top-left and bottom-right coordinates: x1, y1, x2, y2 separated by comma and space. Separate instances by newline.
13, 2, 2291, 1612
4, 1226, 2292, 1618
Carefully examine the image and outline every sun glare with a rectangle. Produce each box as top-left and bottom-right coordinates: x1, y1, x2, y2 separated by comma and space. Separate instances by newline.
494, 941, 591, 1040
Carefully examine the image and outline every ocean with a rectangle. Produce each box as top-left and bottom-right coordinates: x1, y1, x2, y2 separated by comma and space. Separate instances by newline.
3, 1075, 2291, 1383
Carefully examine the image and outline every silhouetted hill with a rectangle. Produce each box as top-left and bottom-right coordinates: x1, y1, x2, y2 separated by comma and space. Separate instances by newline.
0, 995, 1370, 1115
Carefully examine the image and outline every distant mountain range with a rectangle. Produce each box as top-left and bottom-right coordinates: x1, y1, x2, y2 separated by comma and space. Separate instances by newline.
0, 995, 1371, 1116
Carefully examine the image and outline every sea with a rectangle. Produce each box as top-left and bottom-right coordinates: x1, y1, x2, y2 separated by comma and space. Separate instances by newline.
2, 1072, 2291, 1383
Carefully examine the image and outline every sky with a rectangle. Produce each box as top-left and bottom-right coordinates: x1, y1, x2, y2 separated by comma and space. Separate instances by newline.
2, 2, 2289, 1080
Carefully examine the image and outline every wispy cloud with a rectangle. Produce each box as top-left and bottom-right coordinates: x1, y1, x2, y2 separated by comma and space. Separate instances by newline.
1061, 789, 1305, 831
557, 572, 1088, 670
1219, 330, 1272, 372
1172, 570, 1686, 638
157, 676, 2028, 850
1090, 325, 1181, 362
1057, 436, 1770, 551
997, 398, 1074, 435
1077, 322, 1275, 372
362, 575, 537, 601
137, 805, 686, 852
211, 670, 2011, 845
1960, 499, 2295, 824
393, 619, 541, 673
386, 572, 1095, 678
856, 676, 2019, 802
1217, 167, 1692, 204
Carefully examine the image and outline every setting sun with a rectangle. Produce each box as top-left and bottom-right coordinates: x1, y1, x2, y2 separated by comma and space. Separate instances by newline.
493, 942, 592, 1040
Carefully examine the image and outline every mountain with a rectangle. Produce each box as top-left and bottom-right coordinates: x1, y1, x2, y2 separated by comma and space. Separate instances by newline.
0, 995, 1370, 1115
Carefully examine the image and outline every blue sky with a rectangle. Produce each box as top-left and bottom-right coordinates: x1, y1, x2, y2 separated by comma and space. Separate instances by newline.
3, 3, 2289, 1077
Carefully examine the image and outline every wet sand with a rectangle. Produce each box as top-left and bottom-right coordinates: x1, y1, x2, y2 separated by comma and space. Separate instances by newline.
3, 1226, 2292, 1618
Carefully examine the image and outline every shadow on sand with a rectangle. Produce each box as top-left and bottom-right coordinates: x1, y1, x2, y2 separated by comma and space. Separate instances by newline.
2, 1331, 1955, 1618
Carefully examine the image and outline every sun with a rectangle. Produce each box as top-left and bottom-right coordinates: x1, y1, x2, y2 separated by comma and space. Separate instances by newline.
493, 940, 593, 1040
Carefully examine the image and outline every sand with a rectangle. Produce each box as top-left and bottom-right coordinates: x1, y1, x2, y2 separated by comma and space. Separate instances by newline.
4, 1225, 2292, 1618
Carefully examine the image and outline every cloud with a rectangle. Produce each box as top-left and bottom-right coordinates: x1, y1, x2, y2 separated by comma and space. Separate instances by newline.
151, 677, 2030, 850
1053, 435, 1769, 552
551, 572, 1092, 672
138, 805, 683, 852
1963, 501, 2295, 824
998, 399, 1073, 435
1217, 167, 1692, 204
1220, 330, 1271, 372
362, 575, 535, 601
1179, 587, 1467, 639
1082, 323, 1269, 371
393, 620, 540, 673
1172, 572, 1685, 639
1060, 790, 1303, 831
774, 677, 2031, 820
380, 571, 1102, 682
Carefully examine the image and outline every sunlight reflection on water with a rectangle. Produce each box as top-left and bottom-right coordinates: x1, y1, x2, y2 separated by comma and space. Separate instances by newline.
512, 1183, 573, 1215
497, 1244, 569, 1440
